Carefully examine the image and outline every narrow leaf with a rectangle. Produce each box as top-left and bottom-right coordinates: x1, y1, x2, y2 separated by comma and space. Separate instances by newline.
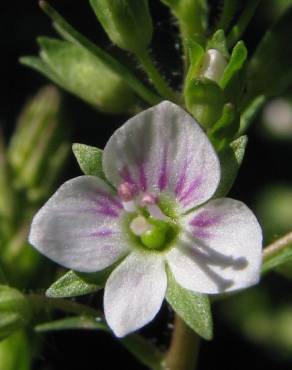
214, 135, 248, 197
166, 267, 213, 340
39, 1, 160, 106
72, 143, 105, 178
247, 7, 292, 101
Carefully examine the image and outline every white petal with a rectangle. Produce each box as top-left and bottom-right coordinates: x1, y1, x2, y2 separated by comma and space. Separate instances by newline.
29, 176, 128, 272
167, 198, 262, 294
103, 101, 220, 212
104, 252, 167, 337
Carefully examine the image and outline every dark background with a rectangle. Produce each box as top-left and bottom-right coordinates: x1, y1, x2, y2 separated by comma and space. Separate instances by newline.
1, 1, 292, 369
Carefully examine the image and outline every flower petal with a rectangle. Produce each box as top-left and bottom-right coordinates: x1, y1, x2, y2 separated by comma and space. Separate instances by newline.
167, 198, 262, 294
29, 176, 128, 272
104, 251, 167, 337
103, 101, 220, 211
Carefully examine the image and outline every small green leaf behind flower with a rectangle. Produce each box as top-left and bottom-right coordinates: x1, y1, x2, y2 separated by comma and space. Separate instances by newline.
72, 143, 105, 179
166, 267, 213, 340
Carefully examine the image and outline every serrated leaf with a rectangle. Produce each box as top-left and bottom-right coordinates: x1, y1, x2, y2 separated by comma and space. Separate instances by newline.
214, 135, 248, 197
247, 7, 292, 101
46, 270, 105, 298
72, 143, 105, 178
166, 267, 213, 340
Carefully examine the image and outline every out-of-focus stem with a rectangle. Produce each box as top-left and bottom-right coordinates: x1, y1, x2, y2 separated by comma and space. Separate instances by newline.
165, 315, 200, 370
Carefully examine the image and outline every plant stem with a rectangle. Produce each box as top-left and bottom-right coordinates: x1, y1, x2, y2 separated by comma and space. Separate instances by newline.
227, 0, 262, 48
263, 231, 292, 262
165, 315, 200, 370
137, 50, 178, 102
27, 293, 101, 317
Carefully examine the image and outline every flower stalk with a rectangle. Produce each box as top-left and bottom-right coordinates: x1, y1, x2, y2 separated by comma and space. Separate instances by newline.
165, 315, 200, 370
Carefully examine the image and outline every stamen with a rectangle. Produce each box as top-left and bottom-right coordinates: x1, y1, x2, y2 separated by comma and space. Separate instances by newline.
118, 181, 137, 201
130, 216, 152, 236
141, 193, 157, 206
147, 204, 168, 221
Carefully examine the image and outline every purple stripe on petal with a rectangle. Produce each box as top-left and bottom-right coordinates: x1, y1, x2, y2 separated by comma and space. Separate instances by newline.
158, 144, 169, 191
178, 177, 203, 204
190, 211, 222, 228
89, 229, 113, 237
175, 160, 189, 197
192, 229, 212, 239
120, 166, 137, 188
138, 163, 147, 191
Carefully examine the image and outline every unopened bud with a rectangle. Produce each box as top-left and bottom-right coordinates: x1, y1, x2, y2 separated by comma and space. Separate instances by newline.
200, 49, 227, 83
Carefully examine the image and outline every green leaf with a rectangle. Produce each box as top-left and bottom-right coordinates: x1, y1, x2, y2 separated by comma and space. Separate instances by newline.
220, 41, 247, 90
38, 1, 160, 106
0, 331, 32, 370
166, 267, 213, 340
247, 7, 292, 101
89, 0, 153, 54
0, 285, 31, 340
72, 143, 105, 178
214, 135, 248, 197
46, 270, 107, 298
239, 95, 265, 135
36, 316, 164, 370
38, 37, 136, 114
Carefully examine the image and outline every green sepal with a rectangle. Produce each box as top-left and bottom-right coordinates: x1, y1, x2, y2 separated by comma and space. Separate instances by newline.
37, 37, 136, 114
209, 103, 239, 151
37, 1, 160, 105
185, 77, 225, 129
214, 135, 248, 197
35, 316, 164, 370
72, 143, 105, 179
185, 39, 205, 85
89, 0, 153, 54
246, 7, 292, 102
46, 268, 112, 298
219, 41, 247, 90
207, 29, 229, 58
166, 267, 213, 340
0, 285, 31, 340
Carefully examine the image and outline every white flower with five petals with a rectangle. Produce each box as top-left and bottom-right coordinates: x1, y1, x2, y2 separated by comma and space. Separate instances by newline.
29, 101, 262, 337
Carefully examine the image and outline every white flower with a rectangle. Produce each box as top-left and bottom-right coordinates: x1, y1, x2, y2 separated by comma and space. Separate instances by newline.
29, 101, 262, 337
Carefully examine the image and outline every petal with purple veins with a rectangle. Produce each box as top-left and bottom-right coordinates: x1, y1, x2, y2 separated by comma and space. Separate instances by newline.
103, 101, 221, 212
167, 198, 262, 294
29, 176, 128, 272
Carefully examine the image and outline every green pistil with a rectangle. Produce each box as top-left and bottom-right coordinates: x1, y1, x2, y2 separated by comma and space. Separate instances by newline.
140, 218, 169, 250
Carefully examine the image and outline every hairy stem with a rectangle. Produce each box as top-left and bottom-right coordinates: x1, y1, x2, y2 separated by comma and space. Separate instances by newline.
263, 231, 292, 262
165, 315, 200, 370
137, 50, 178, 102
27, 293, 101, 317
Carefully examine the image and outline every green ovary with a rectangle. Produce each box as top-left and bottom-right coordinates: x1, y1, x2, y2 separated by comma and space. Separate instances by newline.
129, 215, 178, 252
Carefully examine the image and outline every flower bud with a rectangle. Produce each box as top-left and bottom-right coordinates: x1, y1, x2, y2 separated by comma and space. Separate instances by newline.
199, 49, 227, 83
0, 285, 31, 340
8, 86, 69, 198
89, 0, 153, 54
37, 37, 136, 113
